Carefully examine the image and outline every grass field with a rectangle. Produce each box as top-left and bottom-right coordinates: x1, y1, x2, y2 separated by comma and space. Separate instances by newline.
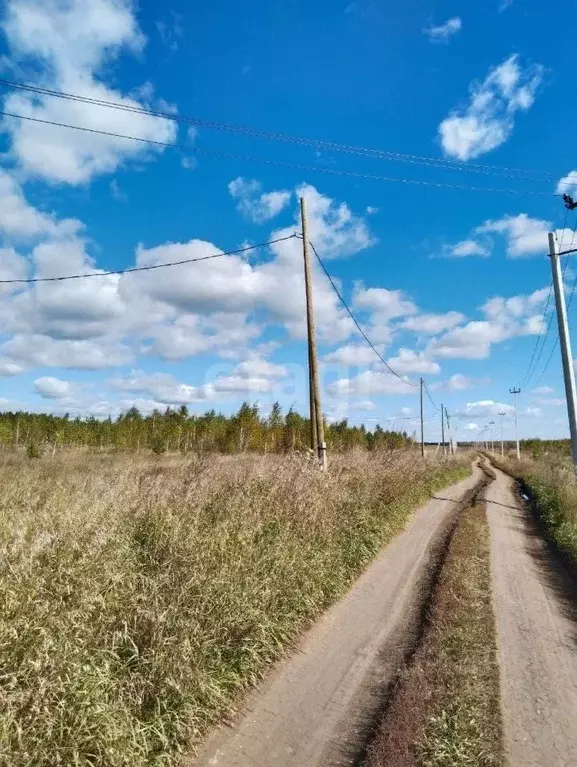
494, 453, 577, 566
0, 449, 469, 766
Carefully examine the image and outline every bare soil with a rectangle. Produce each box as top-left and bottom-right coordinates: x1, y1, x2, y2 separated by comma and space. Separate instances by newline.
191, 466, 483, 767
487, 465, 577, 767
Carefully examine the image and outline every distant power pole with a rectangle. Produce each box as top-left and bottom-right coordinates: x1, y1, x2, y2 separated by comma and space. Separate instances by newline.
300, 197, 327, 469
441, 404, 446, 455
549, 231, 577, 470
489, 420, 495, 452
420, 377, 425, 458
509, 388, 521, 460
498, 411, 506, 456
445, 409, 454, 454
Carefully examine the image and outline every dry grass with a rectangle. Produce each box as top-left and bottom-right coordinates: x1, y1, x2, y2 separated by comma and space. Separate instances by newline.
0, 449, 469, 766
366, 468, 503, 767
493, 453, 577, 566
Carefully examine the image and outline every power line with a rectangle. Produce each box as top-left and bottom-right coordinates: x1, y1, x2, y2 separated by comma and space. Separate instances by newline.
308, 239, 419, 387
531, 223, 577, 387
0, 234, 298, 284
519, 208, 570, 388
0, 109, 559, 198
0, 77, 564, 182
423, 380, 441, 413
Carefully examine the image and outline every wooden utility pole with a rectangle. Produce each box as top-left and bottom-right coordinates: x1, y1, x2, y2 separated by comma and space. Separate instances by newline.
420, 377, 425, 458
441, 403, 446, 455
301, 197, 327, 469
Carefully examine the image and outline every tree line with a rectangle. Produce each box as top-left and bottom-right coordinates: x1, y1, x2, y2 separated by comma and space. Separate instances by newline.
0, 403, 414, 455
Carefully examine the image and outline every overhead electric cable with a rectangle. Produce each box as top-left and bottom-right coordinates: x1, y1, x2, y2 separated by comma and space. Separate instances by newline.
0, 109, 559, 198
0, 234, 298, 284
0, 77, 563, 182
308, 239, 419, 387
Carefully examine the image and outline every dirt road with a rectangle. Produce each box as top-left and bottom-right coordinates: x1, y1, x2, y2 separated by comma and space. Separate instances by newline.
193, 465, 483, 767
486, 466, 577, 767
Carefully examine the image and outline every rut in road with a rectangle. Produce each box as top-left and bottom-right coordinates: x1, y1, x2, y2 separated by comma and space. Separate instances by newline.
486, 464, 577, 767
192, 463, 486, 767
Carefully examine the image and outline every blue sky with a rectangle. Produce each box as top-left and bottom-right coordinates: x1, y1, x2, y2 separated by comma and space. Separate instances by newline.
0, 0, 576, 442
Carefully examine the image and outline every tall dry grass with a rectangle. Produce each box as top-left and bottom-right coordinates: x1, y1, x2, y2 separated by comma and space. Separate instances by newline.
0, 449, 469, 766
495, 453, 577, 565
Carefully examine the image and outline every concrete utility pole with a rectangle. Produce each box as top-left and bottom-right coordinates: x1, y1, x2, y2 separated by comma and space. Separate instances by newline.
441, 404, 446, 455
549, 231, 577, 470
301, 197, 327, 469
489, 420, 495, 452
509, 388, 521, 460
445, 409, 453, 454
420, 377, 425, 458
498, 411, 506, 456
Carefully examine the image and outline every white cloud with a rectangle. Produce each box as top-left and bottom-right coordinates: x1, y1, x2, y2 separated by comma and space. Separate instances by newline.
476, 214, 550, 258
229, 177, 291, 224
3, 335, 132, 369
0, 170, 82, 240
558, 171, 577, 197
328, 370, 414, 397
465, 422, 479, 432
353, 283, 417, 321
386, 348, 440, 375
324, 343, 383, 366
444, 239, 491, 258
532, 385, 553, 395
456, 400, 513, 418
110, 371, 209, 405
524, 406, 542, 417
1, 0, 177, 184
34, 376, 75, 399
435, 373, 475, 391
0, 358, 24, 376
353, 400, 376, 411
400, 406, 413, 416
438, 54, 544, 160
424, 17, 462, 43
366, 206, 379, 215
428, 286, 548, 360
402, 311, 465, 335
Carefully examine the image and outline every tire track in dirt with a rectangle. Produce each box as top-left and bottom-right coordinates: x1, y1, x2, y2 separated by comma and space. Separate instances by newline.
486, 464, 577, 767
191, 464, 486, 767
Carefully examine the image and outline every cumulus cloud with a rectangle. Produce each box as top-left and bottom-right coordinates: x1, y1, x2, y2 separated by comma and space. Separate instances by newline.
0, 170, 82, 240
34, 376, 75, 399
447, 213, 574, 260
353, 283, 417, 321
456, 400, 513, 418
324, 343, 384, 366
229, 177, 291, 223
328, 370, 414, 397
428, 286, 548, 360
438, 54, 544, 160
386, 348, 440, 375
424, 17, 461, 43
558, 171, 577, 197
401, 311, 465, 335
1, 0, 177, 184
443, 239, 491, 258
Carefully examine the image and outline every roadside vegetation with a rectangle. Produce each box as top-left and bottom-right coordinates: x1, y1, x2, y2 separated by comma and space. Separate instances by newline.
0, 448, 469, 766
493, 453, 577, 566
366, 467, 503, 767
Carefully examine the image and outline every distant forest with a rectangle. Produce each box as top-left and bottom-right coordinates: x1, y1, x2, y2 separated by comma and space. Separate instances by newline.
0, 403, 414, 454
